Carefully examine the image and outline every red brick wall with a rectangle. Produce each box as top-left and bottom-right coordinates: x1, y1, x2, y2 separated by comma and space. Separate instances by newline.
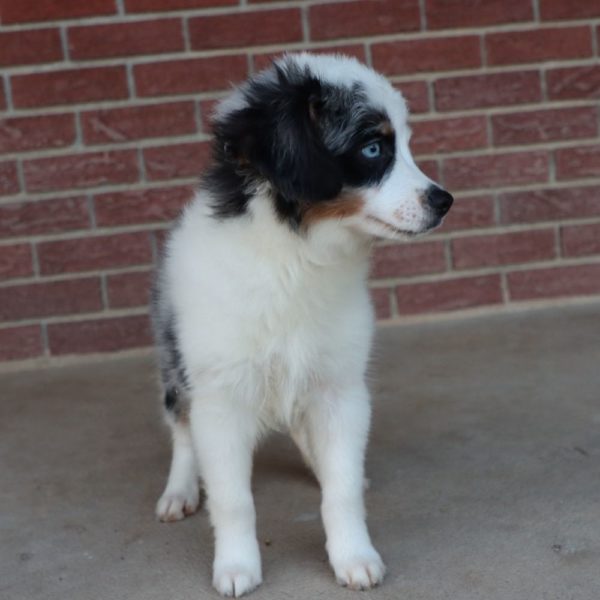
1, 0, 599, 362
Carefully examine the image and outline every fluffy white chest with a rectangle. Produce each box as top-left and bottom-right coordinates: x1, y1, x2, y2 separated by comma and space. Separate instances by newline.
168, 194, 374, 429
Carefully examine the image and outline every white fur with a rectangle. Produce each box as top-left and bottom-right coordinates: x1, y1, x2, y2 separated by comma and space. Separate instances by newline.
155, 54, 440, 597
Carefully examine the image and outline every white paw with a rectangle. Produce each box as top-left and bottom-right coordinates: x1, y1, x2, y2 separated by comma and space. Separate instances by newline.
156, 487, 200, 522
213, 567, 262, 597
213, 538, 262, 598
332, 549, 386, 590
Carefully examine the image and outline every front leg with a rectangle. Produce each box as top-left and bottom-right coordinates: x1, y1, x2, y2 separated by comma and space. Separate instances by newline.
303, 380, 385, 590
189, 395, 262, 598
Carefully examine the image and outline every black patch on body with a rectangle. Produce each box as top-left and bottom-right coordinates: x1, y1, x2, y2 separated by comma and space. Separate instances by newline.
205, 58, 396, 228
150, 276, 189, 417
162, 318, 189, 392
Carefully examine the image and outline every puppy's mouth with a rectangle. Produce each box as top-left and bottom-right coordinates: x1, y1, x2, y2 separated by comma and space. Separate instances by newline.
366, 215, 423, 237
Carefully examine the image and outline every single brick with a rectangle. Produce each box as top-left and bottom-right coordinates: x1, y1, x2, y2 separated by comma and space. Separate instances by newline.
443, 151, 548, 191
372, 35, 481, 75
396, 274, 502, 314
0, 29, 62, 67
555, 145, 600, 180
411, 115, 488, 155
0, 197, 89, 238
434, 71, 542, 111
426, 0, 533, 29
68, 19, 184, 60
12, 66, 128, 109
371, 241, 446, 279
135, 55, 247, 97
310, 0, 420, 41
126, 0, 236, 11
143, 141, 211, 181
0, 278, 102, 322
452, 230, 555, 270
486, 26, 592, 66
0, 243, 34, 281
0, 114, 76, 153
500, 186, 600, 224
546, 65, 600, 100
48, 314, 152, 355
540, 0, 600, 20
2, 0, 115, 24
106, 270, 153, 308
24, 150, 139, 193
562, 223, 600, 258
189, 9, 302, 50
81, 102, 196, 145
38, 232, 153, 275
508, 264, 600, 300
0, 325, 44, 361
492, 107, 598, 146
94, 185, 191, 226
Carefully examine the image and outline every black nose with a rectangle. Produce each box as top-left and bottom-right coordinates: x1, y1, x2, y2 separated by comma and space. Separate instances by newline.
426, 185, 454, 216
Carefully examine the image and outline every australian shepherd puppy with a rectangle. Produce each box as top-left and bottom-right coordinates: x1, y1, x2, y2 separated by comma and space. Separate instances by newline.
151, 53, 453, 597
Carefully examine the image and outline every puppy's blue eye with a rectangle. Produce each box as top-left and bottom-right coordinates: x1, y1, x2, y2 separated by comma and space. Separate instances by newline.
361, 142, 381, 159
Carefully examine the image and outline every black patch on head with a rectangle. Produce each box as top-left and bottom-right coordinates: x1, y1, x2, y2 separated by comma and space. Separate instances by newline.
164, 387, 179, 411
339, 120, 395, 187
206, 58, 397, 228
203, 156, 252, 219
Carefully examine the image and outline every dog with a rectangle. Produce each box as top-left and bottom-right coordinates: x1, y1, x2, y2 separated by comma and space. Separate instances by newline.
151, 52, 453, 597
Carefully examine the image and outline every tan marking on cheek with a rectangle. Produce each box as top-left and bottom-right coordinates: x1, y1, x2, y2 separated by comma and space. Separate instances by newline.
302, 194, 365, 227
379, 120, 394, 136
175, 406, 190, 425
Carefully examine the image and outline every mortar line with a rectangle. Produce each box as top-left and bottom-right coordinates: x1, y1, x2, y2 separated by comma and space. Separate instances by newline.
3, 26, 600, 76
31, 241, 40, 277
59, 26, 71, 61
0, 8, 597, 34
554, 223, 563, 259
100, 274, 110, 310
301, 5, 310, 44
3, 75, 14, 111
182, 16, 192, 52
87, 194, 97, 229
126, 63, 136, 99
418, 0, 427, 30
364, 43, 373, 68
40, 321, 50, 357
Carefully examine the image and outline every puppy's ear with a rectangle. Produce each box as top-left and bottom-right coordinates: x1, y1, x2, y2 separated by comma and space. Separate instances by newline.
264, 71, 343, 207
215, 67, 343, 211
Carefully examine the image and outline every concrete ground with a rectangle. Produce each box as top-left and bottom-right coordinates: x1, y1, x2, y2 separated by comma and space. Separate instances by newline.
1, 304, 600, 600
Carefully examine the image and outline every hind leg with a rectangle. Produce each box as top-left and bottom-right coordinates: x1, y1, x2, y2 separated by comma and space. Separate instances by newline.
156, 416, 201, 522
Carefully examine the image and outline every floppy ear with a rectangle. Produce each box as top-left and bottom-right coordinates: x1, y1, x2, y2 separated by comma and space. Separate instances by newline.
215, 68, 343, 213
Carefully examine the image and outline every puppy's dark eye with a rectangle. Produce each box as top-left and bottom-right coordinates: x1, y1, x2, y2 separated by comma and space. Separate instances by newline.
361, 142, 381, 159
